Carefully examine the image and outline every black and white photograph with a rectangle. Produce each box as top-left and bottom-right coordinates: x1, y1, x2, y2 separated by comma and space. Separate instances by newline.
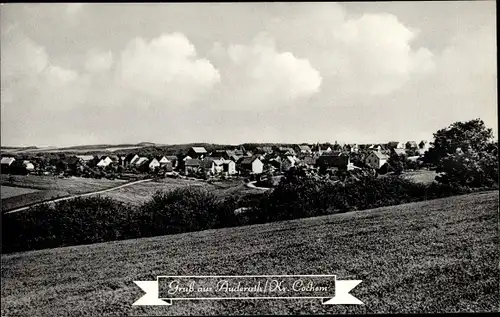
1, 2, 498, 315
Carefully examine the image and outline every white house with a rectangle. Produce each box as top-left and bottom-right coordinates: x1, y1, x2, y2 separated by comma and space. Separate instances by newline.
149, 158, 160, 170
97, 156, 113, 168
159, 156, 170, 165
223, 159, 237, 175
1, 157, 16, 167
23, 160, 35, 171
239, 156, 264, 174
365, 151, 389, 170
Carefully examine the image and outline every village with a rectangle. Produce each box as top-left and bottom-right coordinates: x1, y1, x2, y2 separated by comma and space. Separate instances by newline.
0, 140, 431, 181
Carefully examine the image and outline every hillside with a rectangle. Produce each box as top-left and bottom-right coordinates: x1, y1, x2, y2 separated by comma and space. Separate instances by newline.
1, 191, 498, 315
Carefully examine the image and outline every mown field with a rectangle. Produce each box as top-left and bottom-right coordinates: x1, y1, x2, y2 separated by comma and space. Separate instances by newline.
0, 175, 127, 212
0, 185, 40, 199
401, 169, 438, 185
99, 178, 264, 206
1, 191, 497, 316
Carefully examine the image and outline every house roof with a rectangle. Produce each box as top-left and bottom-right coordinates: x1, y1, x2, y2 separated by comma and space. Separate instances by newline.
76, 155, 94, 161
135, 157, 149, 166
393, 148, 406, 155
191, 147, 207, 153
371, 151, 389, 159
185, 159, 201, 167
406, 141, 418, 146
239, 156, 260, 165
1, 157, 15, 165
297, 145, 312, 152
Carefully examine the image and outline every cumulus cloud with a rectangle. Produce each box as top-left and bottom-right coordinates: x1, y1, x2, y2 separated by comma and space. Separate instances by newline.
1, 26, 81, 110
267, 5, 435, 96
209, 34, 322, 109
117, 33, 220, 105
84, 49, 113, 73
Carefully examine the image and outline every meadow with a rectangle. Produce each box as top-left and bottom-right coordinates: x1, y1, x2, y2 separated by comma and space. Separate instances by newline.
0, 175, 127, 212
1, 191, 497, 316
401, 169, 438, 184
99, 178, 264, 206
0, 185, 40, 199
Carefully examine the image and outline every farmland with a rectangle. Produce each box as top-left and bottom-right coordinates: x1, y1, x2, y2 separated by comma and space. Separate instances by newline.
401, 169, 438, 185
0, 186, 40, 199
0, 175, 128, 212
1, 191, 497, 315
99, 178, 265, 206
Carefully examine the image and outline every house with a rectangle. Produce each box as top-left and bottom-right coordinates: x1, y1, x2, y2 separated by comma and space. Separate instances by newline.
222, 159, 237, 175
386, 141, 404, 150
369, 144, 385, 152
1, 157, 16, 169
23, 160, 35, 171
278, 147, 296, 156
165, 156, 178, 168
57, 156, 81, 174
392, 148, 406, 156
201, 157, 224, 175
238, 156, 264, 174
301, 156, 317, 169
124, 153, 140, 167
135, 157, 149, 167
184, 159, 201, 175
76, 155, 94, 163
255, 146, 273, 154
97, 156, 113, 168
316, 152, 351, 171
296, 144, 312, 154
149, 158, 160, 171
281, 155, 298, 172
187, 147, 208, 159
365, 151, 389, 170
406, 141, 418, 149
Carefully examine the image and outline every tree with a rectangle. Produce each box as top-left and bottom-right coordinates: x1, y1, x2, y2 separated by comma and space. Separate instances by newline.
430, 119, 498, 188
387, 151, 404, 175
424, 118, 493, 165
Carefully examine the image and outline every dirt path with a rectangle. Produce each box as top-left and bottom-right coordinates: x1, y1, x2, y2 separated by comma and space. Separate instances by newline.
4, 179, 153, 214
245, 181, 272, 191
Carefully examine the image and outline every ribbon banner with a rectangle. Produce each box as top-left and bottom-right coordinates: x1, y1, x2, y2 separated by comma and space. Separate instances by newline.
133, 275, 363, 306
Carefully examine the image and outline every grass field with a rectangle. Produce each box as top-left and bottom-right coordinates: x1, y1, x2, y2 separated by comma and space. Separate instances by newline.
0, 186, 40, 199
0, 175, 127, 212
99, 178, 264, 206
0, 174, 127, 194
1, 191, 497, 315
401, 169, 438, 184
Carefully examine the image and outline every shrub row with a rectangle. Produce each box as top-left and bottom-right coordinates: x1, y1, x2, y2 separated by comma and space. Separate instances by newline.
1, 175, 489, 254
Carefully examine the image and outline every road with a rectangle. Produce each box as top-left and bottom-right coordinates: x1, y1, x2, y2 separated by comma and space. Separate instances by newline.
245, 181, 272, 191
4, 178, 152, 215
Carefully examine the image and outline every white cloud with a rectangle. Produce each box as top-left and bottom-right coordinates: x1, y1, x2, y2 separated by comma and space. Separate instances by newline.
266, 5, 435, 96
117, 33, 220, 105
209, 34, 322, 109
85, 50, 113, 73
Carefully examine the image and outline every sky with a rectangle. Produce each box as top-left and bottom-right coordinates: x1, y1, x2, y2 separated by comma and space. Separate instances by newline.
1, 2, 497, 147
